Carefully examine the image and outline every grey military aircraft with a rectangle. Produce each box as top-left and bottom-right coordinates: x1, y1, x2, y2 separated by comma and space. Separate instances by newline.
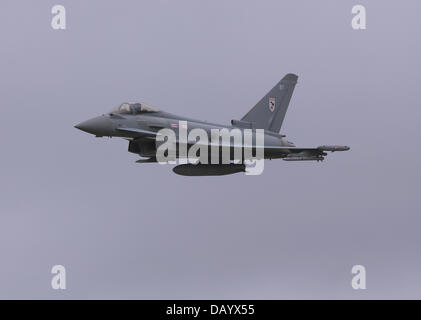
75, 74, 349, 176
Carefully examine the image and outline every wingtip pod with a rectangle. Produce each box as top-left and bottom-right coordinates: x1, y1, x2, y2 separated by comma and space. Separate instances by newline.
318, 145, 350, 152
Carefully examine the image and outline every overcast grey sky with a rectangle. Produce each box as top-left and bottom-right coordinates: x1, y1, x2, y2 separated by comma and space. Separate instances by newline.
0, 0, 420, 299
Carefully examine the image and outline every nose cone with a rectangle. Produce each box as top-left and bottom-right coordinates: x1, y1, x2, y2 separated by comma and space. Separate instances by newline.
75, 116, 113, 136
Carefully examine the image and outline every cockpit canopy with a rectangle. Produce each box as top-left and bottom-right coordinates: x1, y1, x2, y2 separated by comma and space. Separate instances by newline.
110, 102, 160, 115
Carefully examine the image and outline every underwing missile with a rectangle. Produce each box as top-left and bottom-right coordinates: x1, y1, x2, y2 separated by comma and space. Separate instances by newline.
283, 156, 324, 161
317, 145, 350, 152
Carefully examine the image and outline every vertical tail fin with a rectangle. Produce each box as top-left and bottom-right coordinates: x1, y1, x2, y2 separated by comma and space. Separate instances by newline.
241, 73, 298, 133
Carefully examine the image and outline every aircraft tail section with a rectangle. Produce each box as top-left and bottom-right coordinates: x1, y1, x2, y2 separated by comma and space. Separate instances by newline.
241, 73, 298, 133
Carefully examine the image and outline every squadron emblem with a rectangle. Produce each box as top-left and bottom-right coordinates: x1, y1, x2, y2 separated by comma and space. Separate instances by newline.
269, 97, 275, 112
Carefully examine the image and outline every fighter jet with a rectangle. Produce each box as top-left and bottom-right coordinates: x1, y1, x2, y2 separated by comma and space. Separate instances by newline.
75, 74, 349, 176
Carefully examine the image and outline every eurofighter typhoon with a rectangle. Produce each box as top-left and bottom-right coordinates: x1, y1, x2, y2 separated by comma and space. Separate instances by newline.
75, 74, 350, 176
